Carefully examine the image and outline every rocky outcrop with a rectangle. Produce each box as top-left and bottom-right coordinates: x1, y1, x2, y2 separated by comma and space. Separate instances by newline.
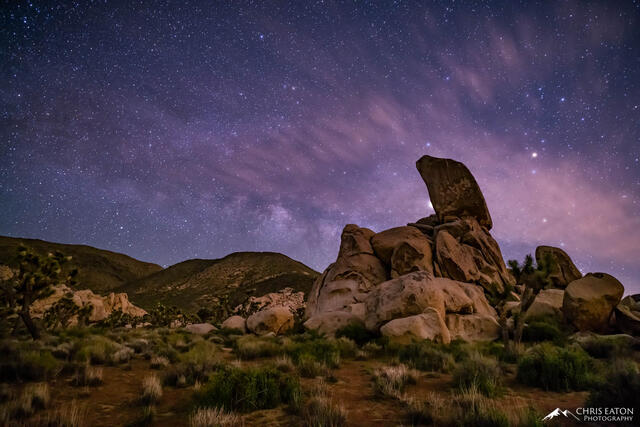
433, 218, 514, 294
416, 155, 493, 229
221, 315, 247, 333
303, 311, 364, 336
563, 273, 624, 332
30, 284, 147, 323
615, 295, 640, 336
234, 287, 305, 317
535, 246, 582, 288
246, 306, 294, 335
445, 313, 500, 342
371, 226, 433, 277
306, 224, 386, 318
380, 307, 450, 344
525, 289, 564, 321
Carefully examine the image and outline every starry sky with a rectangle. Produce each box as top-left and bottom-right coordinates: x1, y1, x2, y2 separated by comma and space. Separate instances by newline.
1, 1, 639, 293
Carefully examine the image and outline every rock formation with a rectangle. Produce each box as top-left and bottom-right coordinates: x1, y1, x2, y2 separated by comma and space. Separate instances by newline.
246, 306, 294, 335
615, 295, 640, 336
535, 246, 582, 288
221, 315, 248, 333
562, 273, 624, 332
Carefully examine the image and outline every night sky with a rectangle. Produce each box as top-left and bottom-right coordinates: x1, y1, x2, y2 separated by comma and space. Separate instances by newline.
1, 1, 639, 293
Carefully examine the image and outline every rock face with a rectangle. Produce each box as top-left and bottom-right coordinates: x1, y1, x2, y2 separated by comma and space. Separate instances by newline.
525, 289, 564, 321
246, 306, 294, 335
371, 226, 433, 278
446, 313, 500, 342
234, 287, 305, 317
221, 315, 247, 333
416, 155, 493, 229
535, 246, 582, 288
303, 311, 364, 336
306, 224, 386, 318
380, 308, 450, 344
433, 218, 514, 294
30, 284, 147, 323
563, 273, 624, 332
615, 295, 640, 336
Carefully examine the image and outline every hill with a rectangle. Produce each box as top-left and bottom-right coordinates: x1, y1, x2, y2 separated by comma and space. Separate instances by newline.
0, 236, 162, 294
117, 252, 319, 314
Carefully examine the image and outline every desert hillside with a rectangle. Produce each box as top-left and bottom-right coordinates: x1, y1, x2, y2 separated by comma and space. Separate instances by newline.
0, 236, 162, 294
117, 251, 319, 313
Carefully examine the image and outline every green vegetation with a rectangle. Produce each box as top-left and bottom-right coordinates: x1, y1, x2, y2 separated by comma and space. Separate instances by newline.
517, 342, 596, 391
194, 365, 301, 413
302, 397, 347, 427
334, 323, 378, 346
521, 319, 564, 343
452, 353, 503, 397
586, 359, 640, 410
394, 340, 456, 372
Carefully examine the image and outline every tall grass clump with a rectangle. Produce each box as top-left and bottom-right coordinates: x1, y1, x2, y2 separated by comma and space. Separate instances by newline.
302, 397, 347, 427
395, 341, 456, 372
234, 335, 282, 360
452, 353, 503, 397
517, 342, 596, 391
189, 407, 244, 427
141, 375, 163, 405
194, 365, 301, 413
372, 364, 419, 399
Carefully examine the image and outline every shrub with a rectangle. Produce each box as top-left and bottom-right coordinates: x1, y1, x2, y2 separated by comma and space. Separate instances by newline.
0, 346, 61, 382
195, 365, 301, 413
517, 343, 596, 391
234, 336, 281, 360
452, 353, 502, 397
72, 364, 103, 386
72, 335, 123, 365
522, 320, 563, 343
335, 323, 378, 346
296, 354, 327, 378
189, 407, 243, 427
396, 341, 455, 372
372, 364, 418, 398
274, 355, 295, 373
578, 335, 635, 359
141, 375, 163, 405
586, 359, 640, 410
150, 356, 170, 369
302, 397, 347, 427
283, 336, 345, 369
161, 341, 222, 385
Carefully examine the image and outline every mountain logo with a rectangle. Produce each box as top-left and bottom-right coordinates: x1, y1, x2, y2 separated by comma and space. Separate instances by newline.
542, 408, 581, 421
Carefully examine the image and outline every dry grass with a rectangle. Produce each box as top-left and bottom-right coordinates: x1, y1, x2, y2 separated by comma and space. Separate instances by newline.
72, 364, 103, 386
150, 356, 170, 369
274, 355, 295, 373
372, 364, 419, 398
189, 407, 244, 427
302, 397, 347, 427
141, 375, 163, 405
43, 399, 88, 426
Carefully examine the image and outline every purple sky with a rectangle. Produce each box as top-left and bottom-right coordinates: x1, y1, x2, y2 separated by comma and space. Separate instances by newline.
1, 1, 639, 293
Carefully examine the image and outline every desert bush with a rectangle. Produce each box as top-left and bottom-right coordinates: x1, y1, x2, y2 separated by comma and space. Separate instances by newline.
334, 323, 378, 346
296, 354, 328, 378
275, 355, 295, 373
396, 341, 456, 372
361, 342, 383, 358
517, 342, 596, 391
586, 359, 640, 410
302, 397, 347, 427
141, 375, 163, 405
0, 345, 60, 382
194, 365, 301, 413
522, 319, 564, 343
234, 335, 282, 360
452, 352, 503, 397
190, 407, 244, 427
333, 337, 357, 359
161, 340, 222, 385
283, 336, 344, 369
72, 364, 103, 386
578, 335, 635, 359
372, 364, 418, 399
150, 356, 170, 369
72, 335, 124, 365
41, 399, 87, 426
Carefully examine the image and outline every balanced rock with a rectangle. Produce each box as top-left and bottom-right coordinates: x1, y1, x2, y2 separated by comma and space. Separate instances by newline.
535, 246, 582, 288
246, 306, 294, 335
615, 295, 640, 336
416, 155, 492, 229
306, 224, 386, 318
221, 315, 247, 333
380, 307, 450, 344
304, 311, 364, 336
433, 218, 514, 294
562, 273, 624, 332
371, 226, 433, 277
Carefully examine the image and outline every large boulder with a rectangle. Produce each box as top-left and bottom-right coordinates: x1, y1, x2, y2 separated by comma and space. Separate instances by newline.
433, 218, 514, 294
246, 306, 294, 335
615, 295, 640, 336
380, 308, 451, 344
221, 315, 247, 333
445, 314, 500, 342
535, 246, 582, 288
562, 273, 624, 332
525, 289, 564, 321
363, 270, 494, 331
304, 311, 364, 336
371, 226, 434, 277
416, 155, 492, 229
306, 224, 386, 318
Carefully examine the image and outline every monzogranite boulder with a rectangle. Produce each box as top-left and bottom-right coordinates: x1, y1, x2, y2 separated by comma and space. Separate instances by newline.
246, 306, 294, 335
562, 273, 624, 332
535, 246, 582, 288
615, 295, 640, 336
379, 307, 451, 344
416, 155, 493, 229
370, 226, 433, 277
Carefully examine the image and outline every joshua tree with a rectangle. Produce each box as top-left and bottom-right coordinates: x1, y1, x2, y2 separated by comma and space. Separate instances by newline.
0, 246, 77, 339
43, 295, 92, 330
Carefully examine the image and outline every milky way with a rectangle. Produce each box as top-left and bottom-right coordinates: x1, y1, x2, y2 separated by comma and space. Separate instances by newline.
1, 1, 639, 292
